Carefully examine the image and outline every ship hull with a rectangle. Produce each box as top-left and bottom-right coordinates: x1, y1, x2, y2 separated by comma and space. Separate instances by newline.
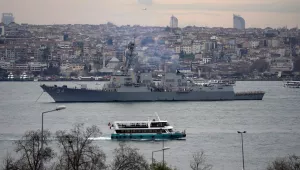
41, 85, 265, 102
111, 132, 186, 140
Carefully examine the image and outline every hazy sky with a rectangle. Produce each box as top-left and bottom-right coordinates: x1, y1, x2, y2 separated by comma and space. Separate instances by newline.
1, 0, 300, 28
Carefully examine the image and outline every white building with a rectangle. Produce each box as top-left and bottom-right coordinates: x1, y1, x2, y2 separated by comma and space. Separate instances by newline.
28, 62, 47, 72
182, 46, 192, 54
57, 42, 71, 49
175, 46, 181, 53
106, 57, 120, 69
192, 43, 205, 54
269, 57, 293, 73
202, 57, 212, 64
170, 15, 178, 28
1, 13, 15, 25
250, 41, 260, 48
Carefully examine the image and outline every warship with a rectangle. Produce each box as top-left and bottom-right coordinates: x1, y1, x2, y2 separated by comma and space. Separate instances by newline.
40, 42, 265, 103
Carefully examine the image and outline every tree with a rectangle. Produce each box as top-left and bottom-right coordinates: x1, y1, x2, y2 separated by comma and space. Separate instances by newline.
93, 61, 101, 72
0, 68, 8, 78
141, 37, 154, 46
190, 151, 212, 170
250, 59, 269, 72
10, 130, 55, 170
2, 154, 18, 170
41, 47, 51, 62
88, 64, 92, 72
266, 154, 300, 170
165, 26, 171, 32
179, 50, 185, 59
43, 63, 61, 76
70, 72, 78, 77
150, 161, 176, 170
110, 143, 149, 170
55, 123, 106, 170
179, 50, 195, 60
293, 59, 300, 72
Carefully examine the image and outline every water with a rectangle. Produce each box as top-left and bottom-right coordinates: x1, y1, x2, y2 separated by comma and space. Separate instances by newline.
0, 81, 299, 170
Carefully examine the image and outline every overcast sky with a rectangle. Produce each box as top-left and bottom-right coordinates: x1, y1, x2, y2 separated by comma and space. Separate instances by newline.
1, 0, 299, 28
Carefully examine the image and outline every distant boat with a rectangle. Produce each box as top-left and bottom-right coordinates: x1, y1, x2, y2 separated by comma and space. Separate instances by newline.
109, 113, 186, 140
284, 81, 300, 88
7, 72, 14, 80
20, 72, 28, 80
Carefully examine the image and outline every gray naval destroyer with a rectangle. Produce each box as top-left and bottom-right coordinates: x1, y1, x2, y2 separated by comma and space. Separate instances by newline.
41, 42, 265, 103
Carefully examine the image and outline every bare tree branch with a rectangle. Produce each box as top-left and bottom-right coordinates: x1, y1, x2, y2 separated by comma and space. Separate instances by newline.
2, 153, 18, 170
55, 123, 106, 170
111, 143, 149, 170
267, 154, 300, 170
190, 151, 212, 170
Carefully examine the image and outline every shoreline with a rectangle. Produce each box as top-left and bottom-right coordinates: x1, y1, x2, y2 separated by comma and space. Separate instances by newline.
0, 77, 299, 82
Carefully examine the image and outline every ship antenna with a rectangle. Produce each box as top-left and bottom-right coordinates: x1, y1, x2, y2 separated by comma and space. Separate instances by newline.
155, 112, 161, 121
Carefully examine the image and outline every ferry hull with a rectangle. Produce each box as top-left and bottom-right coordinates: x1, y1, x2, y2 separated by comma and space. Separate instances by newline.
111, 132, 186, 140
40, 85, 265, 102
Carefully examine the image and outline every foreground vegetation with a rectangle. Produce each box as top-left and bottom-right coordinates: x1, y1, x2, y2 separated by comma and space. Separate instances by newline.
1, 123, 212, 170
1, 123, 299, 170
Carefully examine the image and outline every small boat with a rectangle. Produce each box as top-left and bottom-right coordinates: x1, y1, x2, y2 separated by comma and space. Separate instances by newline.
7, 72, 14, 80
109, 113, 186, 140
20, 72, 29, 80
284, 81, 300, 88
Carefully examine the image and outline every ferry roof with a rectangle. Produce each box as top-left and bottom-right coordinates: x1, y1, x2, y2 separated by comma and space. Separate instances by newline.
113, 120, 168, 124
115, 126, 174, 130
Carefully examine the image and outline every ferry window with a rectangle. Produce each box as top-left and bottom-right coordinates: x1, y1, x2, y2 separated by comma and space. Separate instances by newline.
151, 123, 158, 127
169, 129, 173, 132
162, 122, 169, 126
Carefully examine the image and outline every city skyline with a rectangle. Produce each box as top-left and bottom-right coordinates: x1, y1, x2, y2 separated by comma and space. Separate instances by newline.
0, 0, 300, 28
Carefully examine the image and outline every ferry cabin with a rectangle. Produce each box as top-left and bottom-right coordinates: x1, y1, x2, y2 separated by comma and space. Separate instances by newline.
112, 120, 174, 134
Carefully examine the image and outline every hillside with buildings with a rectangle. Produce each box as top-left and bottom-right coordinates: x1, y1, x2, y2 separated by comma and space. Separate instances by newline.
1, 13, 300, 81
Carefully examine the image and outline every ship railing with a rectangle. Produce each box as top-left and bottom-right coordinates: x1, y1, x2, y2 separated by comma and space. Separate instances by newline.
176, 88, 193, 93
235, 91, 265, 96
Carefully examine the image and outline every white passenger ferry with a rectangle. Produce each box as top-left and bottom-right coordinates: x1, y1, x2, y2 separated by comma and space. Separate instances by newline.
109, 114, 186, 140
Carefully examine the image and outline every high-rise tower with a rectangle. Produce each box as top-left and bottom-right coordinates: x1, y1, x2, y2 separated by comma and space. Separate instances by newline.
233, 14, 245, 30
1, 13, 15, 25
170, 15, 178, 28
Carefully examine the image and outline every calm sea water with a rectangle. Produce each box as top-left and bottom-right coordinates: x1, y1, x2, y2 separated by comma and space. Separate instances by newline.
0, 81, 299, 170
